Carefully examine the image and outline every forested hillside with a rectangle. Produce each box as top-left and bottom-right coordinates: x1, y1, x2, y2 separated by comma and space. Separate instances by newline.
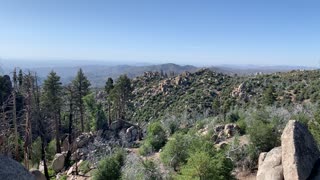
1, 67, 320, 179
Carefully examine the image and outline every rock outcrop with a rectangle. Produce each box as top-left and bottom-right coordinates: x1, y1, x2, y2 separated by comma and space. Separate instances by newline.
256, 147, 283, 180
52, 153, 66, 172
212, 123, 240, 142
30, 169, 46, 180
0, 155, 35, 180
126, 126, 139, 142
75, 132, 94, 149
256, 120, 320, 180
281, 120, 320, 180
224, 123, 240, 138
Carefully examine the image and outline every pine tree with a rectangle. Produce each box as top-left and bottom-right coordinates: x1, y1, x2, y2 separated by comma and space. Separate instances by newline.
18, 69, 23, 88
64, 84, 75, 169
42, 71, 63, 153
105, 78, 114, 94
110, 75, 132, 120
72, 68, 91, 132
105, 77, 114, 126
33, 73, 50, 179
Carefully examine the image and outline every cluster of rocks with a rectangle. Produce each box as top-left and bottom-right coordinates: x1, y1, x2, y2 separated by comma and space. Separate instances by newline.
143, 71, 161, 79
231, 83, 251, 101
257, 120, 320, 180
199, 123, 241, 149
109, 119, 141, 142
158, 72, 190, 94
40, 119, 142, 178
216, 123, 240, 138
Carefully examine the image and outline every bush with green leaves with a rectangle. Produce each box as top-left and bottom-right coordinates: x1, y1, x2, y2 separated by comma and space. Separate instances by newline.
176, 151, 233, 180
160, 132, 190, 170
139, 141, 153, 156
79, 160, 91, 174
309, 108, 320, 147
161, 131, 233, 179
246, 110, 282, 168
139, 122, 166, 156
47, 167, 56, 179
31, 137, 42, 167
60, 175, 67, 180
46, 139, 56, 161
226, 111, 240, 123
93, 149, 126, 180
248, 119, 280, 153
121, 153, 164, 180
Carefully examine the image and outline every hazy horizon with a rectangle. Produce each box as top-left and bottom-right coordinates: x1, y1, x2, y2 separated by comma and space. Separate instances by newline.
1, 58, 319, 69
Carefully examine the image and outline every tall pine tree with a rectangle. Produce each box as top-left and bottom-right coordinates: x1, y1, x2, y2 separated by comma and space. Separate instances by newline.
72, 68, 91, 132
110, 75, 132, 120
105, 77, 114, 126
42, 71, 63, 153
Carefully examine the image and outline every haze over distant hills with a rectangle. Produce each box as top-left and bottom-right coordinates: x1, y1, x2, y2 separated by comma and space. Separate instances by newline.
0, 59, 317, 87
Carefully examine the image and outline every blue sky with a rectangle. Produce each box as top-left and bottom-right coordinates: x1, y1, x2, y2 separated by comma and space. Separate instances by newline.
0, 0, 320, 66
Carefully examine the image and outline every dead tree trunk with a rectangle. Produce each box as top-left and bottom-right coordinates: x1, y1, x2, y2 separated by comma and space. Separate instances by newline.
13, 69, 19, 161
55, 112, 61, 153
23, 75, 32, 170
65, 85, 74, 169
34, 74, 49, 180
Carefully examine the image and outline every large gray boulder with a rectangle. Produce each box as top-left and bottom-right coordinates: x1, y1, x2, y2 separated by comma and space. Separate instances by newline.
75, 133, 94, 149
224, 123, 240, 138
126, 126, 138, 142
0, 155, 35, 180
281, 120, 320, 180
51, 153, 66, 172
38, 161, 44, 173
257, 147, 283, 180
30, 169, 46, 180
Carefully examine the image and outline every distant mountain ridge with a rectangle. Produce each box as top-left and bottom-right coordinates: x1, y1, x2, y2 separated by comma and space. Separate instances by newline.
1, 61, 317, 87
211, 65, 317, 75
2, 63, 198, 87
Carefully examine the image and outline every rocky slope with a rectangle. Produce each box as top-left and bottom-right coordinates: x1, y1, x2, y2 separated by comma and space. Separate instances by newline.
132, 68, 235, 122
131, 69, 320, 123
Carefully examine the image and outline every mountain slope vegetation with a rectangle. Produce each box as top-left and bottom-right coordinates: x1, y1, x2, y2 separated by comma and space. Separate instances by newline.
1, 66, 320, 179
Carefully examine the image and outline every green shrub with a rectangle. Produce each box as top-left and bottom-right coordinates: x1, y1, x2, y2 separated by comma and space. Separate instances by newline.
141, 160, 162, 180
60, 175, 67, 180
248, 119, 280, 153
47, 167, 56, 180
161, 131, 219, 172
292, 113, 309, 126
79, 160, 91, 174
139, 122, 166, 156
31, 137, 42, 167
226, 111, 240, 123
121, 154, 163, 180
176, 151, 233, 180
160, 133, 189, 170
46, 139, 56, 161
309, 109, 320, 147
236, 118, 247, 134
147, 122, 167, 150
93, 149, 126, 180
139, 141, 153, 156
